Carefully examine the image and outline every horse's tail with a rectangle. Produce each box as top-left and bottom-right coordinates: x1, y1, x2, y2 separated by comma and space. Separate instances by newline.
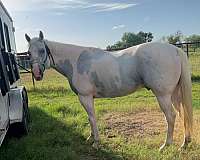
178, 48, 193, 134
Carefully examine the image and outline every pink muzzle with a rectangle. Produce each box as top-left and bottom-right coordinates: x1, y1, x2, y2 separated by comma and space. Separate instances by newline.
32, 64, 43, 81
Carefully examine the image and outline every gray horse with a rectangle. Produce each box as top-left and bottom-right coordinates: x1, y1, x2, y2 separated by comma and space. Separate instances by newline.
25, 31, 192, 150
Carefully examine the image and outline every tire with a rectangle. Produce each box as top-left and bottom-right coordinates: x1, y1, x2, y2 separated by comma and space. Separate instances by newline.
8, 89, 30, 137
22, 88, 30, 123
18, 104, 29, 135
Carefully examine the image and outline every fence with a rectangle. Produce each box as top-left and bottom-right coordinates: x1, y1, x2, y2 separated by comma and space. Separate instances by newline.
174, 42, 200, 81
16, 52, 31, 70
175, 42, 200, 109
16, 52, 35, 87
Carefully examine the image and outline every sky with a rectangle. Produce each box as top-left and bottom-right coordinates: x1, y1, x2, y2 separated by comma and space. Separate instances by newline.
1, 0, 200, 52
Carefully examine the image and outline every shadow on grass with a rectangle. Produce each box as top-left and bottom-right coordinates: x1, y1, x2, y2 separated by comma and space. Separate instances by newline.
27, 86, 73, 95
0, 107, 123, 160
192, 75, 200, 82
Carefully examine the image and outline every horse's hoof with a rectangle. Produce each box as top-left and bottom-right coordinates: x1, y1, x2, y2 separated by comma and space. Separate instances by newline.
178, 146, 185, 151
159, 143, 169, 152
159, 145, 165, 152
179, 143, 188, 151
86, 135, 94, 144
179, 137, 191, 151
92, 142, 99, 150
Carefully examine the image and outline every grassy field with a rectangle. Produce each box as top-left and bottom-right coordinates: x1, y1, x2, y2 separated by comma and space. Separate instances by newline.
190, 53, 200, 79
0, 54, 200, 160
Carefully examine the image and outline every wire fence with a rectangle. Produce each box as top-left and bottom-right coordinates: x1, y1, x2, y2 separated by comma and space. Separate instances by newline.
16, 52, 31, 70
16, 52, 35, 87
174, 42, 200, 81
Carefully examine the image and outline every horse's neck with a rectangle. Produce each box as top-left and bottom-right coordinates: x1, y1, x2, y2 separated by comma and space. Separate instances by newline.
45, 40, 91, 80
46, 40, 85, 65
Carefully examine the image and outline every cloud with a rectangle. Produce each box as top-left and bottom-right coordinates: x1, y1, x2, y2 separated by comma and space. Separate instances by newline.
2, 0, 137, 12
85, 3, 137, 12
15, 27, 41, 34
1, 0, 30, 12
53, 12, 65, 16
112, 24, 125, 30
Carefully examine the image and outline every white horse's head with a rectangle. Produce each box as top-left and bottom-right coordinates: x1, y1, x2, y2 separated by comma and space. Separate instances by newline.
25, 31, 50, 81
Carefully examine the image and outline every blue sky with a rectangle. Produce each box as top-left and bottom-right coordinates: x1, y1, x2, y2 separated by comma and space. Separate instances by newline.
2, 0, 200, 52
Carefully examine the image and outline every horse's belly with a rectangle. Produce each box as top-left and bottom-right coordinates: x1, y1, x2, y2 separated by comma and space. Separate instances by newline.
92, 69, 141, 98
94, 81, 142, 98
96, 84, 141, 98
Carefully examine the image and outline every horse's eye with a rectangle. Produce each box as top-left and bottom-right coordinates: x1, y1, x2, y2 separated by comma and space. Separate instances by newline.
39, 49, 45, 54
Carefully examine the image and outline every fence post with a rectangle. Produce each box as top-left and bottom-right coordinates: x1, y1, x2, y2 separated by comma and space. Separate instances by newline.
186, 44, 189, 58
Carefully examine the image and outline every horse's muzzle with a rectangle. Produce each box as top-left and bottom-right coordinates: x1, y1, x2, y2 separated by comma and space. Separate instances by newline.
32, 64, 44, 81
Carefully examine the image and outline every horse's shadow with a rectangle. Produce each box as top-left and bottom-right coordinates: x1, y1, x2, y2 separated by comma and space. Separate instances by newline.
0, 106, 123, 160
28, 86, 74, 96
192, 75, 200, 82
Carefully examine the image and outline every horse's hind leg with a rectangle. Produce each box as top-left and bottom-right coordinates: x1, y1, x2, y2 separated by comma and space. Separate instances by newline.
171, 83, 192, 149
172, 83, 182, 116
78, 94, 99, 149
156, 94, 176, 151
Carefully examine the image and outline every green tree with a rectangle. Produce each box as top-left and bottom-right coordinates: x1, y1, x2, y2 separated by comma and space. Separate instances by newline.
185, 34, 200, 50
114, 41, 126, 49
106, 31, 154, 51
106, 45, 112, 51
137, 31, 153, 42
121, 32, 143, 47
167, 31, 183, 44
185, 34, 200, 42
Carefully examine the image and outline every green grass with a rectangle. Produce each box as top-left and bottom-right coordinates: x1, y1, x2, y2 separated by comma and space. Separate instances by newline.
0, 69, 200, 160
189, 50, 200, 79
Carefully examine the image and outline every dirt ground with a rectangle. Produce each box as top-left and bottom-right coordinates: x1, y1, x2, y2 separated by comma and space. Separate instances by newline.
103, 108, 200, 144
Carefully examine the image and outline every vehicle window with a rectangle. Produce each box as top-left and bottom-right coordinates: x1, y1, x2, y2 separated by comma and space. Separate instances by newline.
4, 23, 11, 52
0, 18, 5, 51
10, 53, 20, 80
2, 52, 16, 85
0, 52, 10, 96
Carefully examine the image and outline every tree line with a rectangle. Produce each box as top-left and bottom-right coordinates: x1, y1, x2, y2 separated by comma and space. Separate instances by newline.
106, 31, 200, 51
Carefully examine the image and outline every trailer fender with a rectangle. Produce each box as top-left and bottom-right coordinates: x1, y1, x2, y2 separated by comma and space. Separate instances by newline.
9, 86, 28, 124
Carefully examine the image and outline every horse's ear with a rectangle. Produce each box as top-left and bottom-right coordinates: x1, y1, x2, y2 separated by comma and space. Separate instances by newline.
39, 31, 44, 40
25, 34, 31, 42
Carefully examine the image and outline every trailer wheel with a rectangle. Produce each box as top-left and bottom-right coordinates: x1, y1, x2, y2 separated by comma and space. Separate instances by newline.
18, 89, 30, 135
22, 88, 30, 123
19, 105, 29, 135
8, 89, 30, 137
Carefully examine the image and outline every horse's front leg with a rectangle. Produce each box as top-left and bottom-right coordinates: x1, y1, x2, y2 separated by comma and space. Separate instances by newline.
78, 94, 99, 149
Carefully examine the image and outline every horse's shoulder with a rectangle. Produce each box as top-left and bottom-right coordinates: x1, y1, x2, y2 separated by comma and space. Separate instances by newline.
76, 48, 110, 74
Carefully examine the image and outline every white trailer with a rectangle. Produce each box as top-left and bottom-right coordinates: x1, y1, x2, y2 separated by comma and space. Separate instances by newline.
0, 1, 29, 146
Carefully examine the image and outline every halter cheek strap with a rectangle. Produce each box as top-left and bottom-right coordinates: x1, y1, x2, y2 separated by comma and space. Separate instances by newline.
44, 42, 55, 66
